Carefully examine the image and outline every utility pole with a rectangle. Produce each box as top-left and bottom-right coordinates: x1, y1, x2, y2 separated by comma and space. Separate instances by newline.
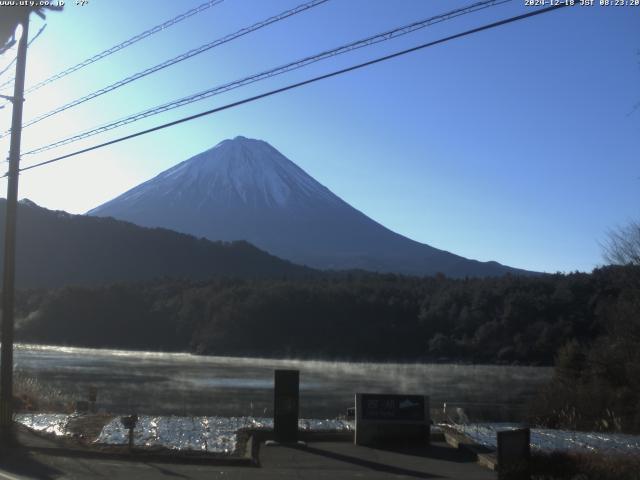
0, 10, 30, 444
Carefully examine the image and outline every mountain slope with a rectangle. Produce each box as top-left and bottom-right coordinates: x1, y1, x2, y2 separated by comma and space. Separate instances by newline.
0, 199, 312, 288
89, 136, 532, 277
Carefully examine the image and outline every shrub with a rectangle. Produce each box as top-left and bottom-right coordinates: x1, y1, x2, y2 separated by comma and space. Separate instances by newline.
13, 373, 73, 413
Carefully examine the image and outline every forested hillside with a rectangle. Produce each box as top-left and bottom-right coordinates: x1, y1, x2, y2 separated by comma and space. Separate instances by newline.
0, 199, 313, 287
15, 265, 638, 366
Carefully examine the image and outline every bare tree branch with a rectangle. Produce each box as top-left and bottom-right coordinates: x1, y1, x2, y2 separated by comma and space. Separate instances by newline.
602, 221, 640, 266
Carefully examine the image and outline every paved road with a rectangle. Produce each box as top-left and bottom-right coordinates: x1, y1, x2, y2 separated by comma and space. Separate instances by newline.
0, 440, 496, 479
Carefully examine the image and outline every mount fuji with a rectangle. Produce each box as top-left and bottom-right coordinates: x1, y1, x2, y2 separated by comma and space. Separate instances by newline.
88, 136, 529, 277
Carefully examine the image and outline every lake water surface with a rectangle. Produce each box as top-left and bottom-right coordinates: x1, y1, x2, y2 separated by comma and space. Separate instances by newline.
15, 344, 552, 418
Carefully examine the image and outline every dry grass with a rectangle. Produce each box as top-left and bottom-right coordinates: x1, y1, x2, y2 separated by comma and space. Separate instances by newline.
531, 451, 640, 480
13, 373, 74, 413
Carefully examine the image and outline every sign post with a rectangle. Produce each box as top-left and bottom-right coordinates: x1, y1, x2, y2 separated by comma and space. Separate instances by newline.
88, 385, 97, 413
273, 369, 299, 443
121, 414, 138, 451
497, 428, 530, 480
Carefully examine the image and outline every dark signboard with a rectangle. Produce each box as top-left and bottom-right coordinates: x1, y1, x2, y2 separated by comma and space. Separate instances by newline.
497, 428, 530, 480
361, 394, 425, 422
274, 369, 299, 443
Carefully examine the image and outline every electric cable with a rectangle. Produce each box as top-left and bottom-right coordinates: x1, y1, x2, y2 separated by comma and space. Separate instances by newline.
14, 2, 572, 176
3, 0, 329, 136
21, 0, 512, 155
0, 0, 224, 93
0, 23, 47, 81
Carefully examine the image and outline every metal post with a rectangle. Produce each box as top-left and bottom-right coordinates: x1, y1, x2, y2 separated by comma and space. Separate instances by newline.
0, 12, 30, 443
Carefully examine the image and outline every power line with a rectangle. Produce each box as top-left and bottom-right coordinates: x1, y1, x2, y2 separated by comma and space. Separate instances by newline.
15, 2, 572, 176
0, 23, 47, 81
21, 0, 511, 156
0, 0, 224, 93
3, 0, 329, 137
0, 51, 18, 82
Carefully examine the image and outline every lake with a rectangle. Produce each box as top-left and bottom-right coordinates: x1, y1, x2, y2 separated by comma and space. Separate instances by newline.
14, 344, 552, 419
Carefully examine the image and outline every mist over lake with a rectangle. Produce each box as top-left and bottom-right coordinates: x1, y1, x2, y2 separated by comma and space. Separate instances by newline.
14, 344, 551, 418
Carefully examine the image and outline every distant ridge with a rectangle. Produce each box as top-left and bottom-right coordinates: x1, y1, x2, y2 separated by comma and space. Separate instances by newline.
89, 136, 534, 277
0, 198, 312, 288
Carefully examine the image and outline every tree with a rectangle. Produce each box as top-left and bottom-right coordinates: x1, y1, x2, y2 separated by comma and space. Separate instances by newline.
602, 221, 640, 266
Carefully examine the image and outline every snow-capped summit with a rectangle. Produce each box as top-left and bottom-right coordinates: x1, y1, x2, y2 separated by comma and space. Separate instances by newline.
89, 136, 529, 277
135, 136, 338, 209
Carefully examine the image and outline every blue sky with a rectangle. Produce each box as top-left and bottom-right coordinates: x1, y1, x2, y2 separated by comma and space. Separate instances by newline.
0, 0, 637, 273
